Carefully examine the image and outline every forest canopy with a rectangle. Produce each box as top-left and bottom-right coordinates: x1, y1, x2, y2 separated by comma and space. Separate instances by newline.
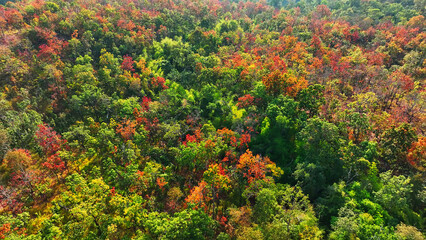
0, 0, 425, 239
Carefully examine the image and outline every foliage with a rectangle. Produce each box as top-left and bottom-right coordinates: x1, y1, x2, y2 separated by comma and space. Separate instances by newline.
0, 0, 424, 239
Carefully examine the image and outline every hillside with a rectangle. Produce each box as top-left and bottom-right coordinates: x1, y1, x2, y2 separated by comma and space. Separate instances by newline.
0, 0, 425, 239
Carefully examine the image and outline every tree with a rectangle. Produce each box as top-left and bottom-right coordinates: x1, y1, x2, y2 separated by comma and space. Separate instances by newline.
1, 109, 42, 150
380, 123, 417, 173
144, 209, 216, 240
295, 118, 344, 199
35, 123, 65, 155
64, 55, 98, 93
35, 123, 67, 177
52, 174, 115, 239
374, 171, 420, 225
237, 149, 283, 184
253, 184, 322, 239
251, 96, 304, 176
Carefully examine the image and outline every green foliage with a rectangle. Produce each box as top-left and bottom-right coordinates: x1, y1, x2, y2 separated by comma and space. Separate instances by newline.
65, 55, 98, 93
380, 123, 417, 173
252, 96, 304, 175
253, 184, 323, 239
296, 84, 325, 117
295, 117, 344, 198
144, 209, 216, 239
0, 0, 423, 239
1, 108, 42, 150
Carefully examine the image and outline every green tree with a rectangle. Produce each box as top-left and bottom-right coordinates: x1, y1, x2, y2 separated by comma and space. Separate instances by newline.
295, 118, 344, 199
253, 184, 322, 239
380, 123, 417, 173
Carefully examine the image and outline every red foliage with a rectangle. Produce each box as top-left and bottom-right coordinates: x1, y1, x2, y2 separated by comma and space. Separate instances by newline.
263, 70, 283, 95
367, 51, 386, 66
222, 150, 236, 163
37, 39, 65, 62
35, 124, 66, 155
219, 216, 227, 226
0, 223, 11, 239
238, 133, 251, 149
133, 97, 152, 124
237, 94, 255, 108
237, 149, 275, 183
0, 186, 23, 214
110, 187, 116, 196
150, 76, 168, 90
407, 137, 425, 170
3, 9, 23, 27
49, 78, 68, 112
157, 25, 168, 38
185, 180, 210, 211
156, 177, 168, 189
263, 69, 306, 97
42, 152, 66, 172
391, 70, 414, 92
141, 117, 159, 133
37, 44, 56, 60
314, 5, 331, 19
182, 129, 203, 146
116, 119, 137, 140
217, 128, 238, 147
182, 134, 197, 146
121, 55, 135, 72
141, 96, 151, 111
343, 26, 360, 43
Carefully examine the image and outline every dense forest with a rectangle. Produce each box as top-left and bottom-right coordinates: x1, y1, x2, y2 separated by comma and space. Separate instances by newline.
0, 0, 425, 239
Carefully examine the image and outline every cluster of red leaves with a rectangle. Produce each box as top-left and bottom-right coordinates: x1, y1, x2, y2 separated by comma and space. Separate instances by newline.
141, 96, 151, 111
219, 216, 228, 227
0, 220, 25, 239
35, 124, 67, 172
37, 39, 66, 62
391, 70, 414, 92
142, 117, 159, 133
222, 150, 237, 163
217, 128, 251, 149
150, 76, 168, 90
343, 26, 360, 43
10, 166, 40, 186
237, 94, 254, 108
42, 152, 65, 171
237, 150, 273, 183
48, 75, 67, 112
2, 8, 23, 26
407, 137, 425, 170
110, 187, 116, 196
157, 25, 168, 37
133, 97, 152, 125
0, 186, 24, 215
35, 124, 65, 155
182, 129, 203, 146
116, 119, 137, 140
314, 4, 331, 19
156, 177, 168, 189
263, 69, 307, 97
0, 223, 10, 240
217, 128, 237, 147
134, 107, 159, 134
185, 181, 210, 211
121, 55, 135, 72
117, 19, 136, 31
239, 133, 251, 149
